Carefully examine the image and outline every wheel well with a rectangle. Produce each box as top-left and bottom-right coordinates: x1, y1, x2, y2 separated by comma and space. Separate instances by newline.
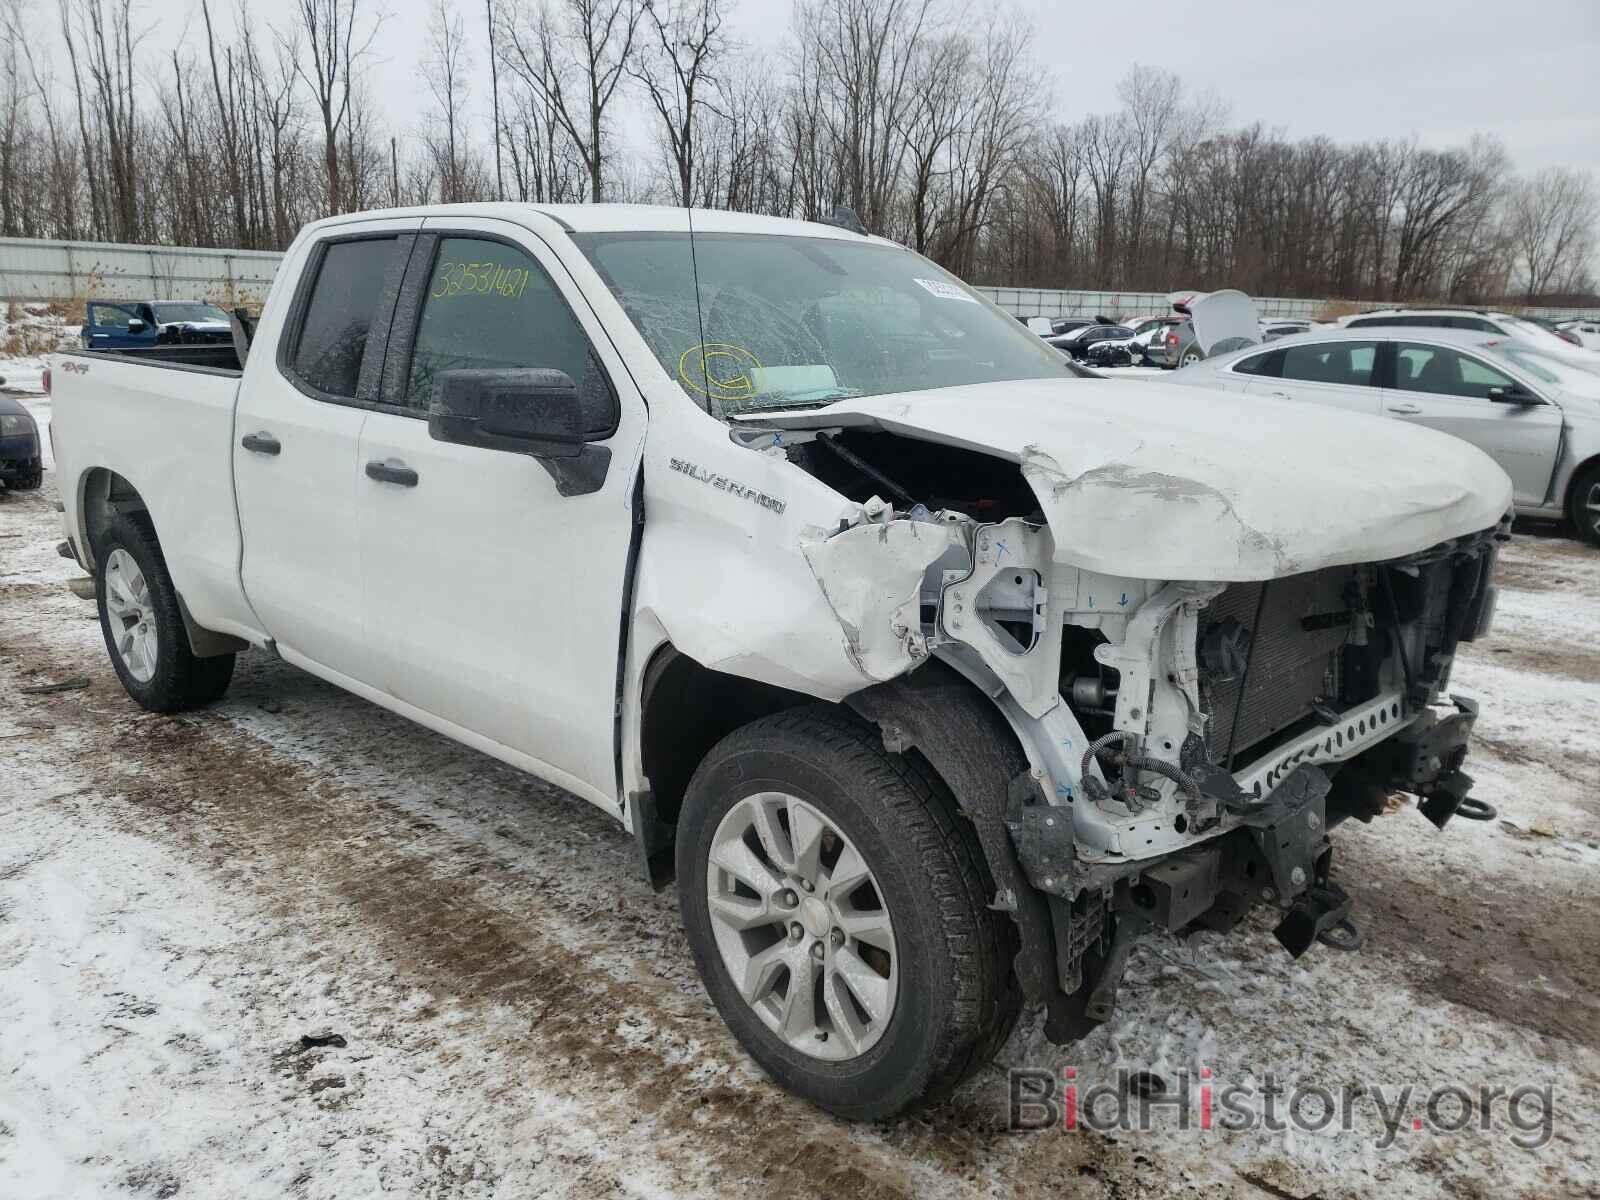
638, 648, 815, 833
1564, 453, 1600, 517
80, 468, 149, 568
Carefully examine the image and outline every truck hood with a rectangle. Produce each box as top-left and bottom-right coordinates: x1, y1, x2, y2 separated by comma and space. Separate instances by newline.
750, 378, 1513, 580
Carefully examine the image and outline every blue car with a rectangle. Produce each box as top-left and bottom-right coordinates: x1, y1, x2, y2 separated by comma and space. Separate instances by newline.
82, 300, 235, 350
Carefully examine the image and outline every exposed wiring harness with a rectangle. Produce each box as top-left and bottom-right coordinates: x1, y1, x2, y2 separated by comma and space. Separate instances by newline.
1080, 730, 1203, 816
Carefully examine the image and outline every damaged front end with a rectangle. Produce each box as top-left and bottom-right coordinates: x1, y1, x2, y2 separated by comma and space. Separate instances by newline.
773, 420, 1510, 1044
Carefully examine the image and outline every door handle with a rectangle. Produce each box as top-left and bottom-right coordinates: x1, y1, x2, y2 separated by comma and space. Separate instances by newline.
1268, 390, 1293, 399
240, 431, 281, 455
1387, 403, 1422, 415
365, 459, 419, 487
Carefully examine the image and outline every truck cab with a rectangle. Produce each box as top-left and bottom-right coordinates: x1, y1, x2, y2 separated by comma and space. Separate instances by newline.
82, 300, 235, 349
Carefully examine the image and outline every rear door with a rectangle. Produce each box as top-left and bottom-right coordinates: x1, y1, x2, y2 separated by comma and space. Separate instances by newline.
235, 220, 419, 681
1380, 341, 1563, 504
1239, 339, 1384, 415
353, 218, 646, 803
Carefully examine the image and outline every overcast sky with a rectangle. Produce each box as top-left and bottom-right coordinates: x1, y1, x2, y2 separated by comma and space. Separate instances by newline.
111, 0, 1600, 177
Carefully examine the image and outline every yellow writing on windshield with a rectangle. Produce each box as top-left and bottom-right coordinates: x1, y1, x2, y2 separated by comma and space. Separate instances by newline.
679, 343, 764, 402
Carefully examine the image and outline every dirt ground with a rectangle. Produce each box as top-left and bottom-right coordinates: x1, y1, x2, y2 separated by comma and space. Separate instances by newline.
3, 442, 1599, 1199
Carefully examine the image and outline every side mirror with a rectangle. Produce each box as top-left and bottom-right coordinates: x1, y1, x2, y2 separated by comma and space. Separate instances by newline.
428, 368, 585, 458
1487, 385, 1541, 405
127, 318, 147, 333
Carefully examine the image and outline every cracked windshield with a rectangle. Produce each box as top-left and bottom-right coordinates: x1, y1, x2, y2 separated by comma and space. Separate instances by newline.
574, 231, 1073, 414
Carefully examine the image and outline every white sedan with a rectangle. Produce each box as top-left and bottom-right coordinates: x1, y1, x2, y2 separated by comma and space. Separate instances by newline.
1167, 327, 1600, 544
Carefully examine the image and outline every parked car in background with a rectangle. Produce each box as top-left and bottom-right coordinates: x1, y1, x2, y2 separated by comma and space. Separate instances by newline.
1123, 315, 1181, 363
1262, 319, 1313, 341
1154, 290, 1262, 368
1556, 318, 1600, 349
0, 393, 43, 491
1083, 337, 1136, 367
1045, 322, 1134, 359
1340, 308, 1600, 363
1051, 316, 1101, 336
1170, 327, 1600, 545
82, 300, 236, 350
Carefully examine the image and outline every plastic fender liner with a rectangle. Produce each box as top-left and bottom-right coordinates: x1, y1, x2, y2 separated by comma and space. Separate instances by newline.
845, 660, 1056, 1004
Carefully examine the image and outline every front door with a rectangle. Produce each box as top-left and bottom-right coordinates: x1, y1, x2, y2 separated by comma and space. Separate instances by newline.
1382, 341, 1564, 505
354, 219, 645, 803
236, 224, 418, 680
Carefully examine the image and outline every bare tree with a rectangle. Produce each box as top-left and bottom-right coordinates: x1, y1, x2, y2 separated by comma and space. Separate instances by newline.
1507, 167, 1599, 299
630, 0, 726, 206
286, 0, 382, 213
422, 0, 473, 202
505, 0, 643, 202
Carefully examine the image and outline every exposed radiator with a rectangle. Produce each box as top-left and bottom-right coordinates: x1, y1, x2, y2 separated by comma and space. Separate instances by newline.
1202, 566, 1359, 765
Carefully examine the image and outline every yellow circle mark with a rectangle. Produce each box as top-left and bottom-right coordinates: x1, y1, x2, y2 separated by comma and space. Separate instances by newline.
679, 342, 763, 401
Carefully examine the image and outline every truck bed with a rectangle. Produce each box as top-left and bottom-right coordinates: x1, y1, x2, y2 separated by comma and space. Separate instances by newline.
51, 347, 256, 643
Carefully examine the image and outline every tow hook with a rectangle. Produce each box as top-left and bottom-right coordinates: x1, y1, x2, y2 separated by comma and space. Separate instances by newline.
1419, 768, 1497, 827
1273, 881, 1355, 959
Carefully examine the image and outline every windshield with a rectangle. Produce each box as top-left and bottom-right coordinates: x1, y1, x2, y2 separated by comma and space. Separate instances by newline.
1488, 343, 1600, 396
152, 302, 230, 324
573, 232, 1075, 414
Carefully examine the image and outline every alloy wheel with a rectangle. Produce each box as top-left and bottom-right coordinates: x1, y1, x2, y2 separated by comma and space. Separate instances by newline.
704, 791, 898, 1061
104, 548, 158, 683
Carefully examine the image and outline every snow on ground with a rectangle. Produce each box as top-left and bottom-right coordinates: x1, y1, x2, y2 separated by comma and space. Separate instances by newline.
2, 422, 1599, 1198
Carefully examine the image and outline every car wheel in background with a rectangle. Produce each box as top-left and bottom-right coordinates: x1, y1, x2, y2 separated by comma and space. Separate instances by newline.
1569, 461, 1600, 547
676, 705, 1020, 1121
9, 457, 43, 490
1180, 347, 1204, 368
93, 512, 236, 711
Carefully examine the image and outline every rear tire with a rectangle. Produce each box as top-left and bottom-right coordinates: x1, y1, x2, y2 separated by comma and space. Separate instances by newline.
7, 458, 42, 490
1180, 347, 1204, 368
677, 705, 1019, 1121
1569, 461, 1600, 547
93, 512, 235, 712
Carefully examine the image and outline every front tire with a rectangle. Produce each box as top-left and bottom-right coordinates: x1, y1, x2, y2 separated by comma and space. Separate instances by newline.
677, 706, 1019, 1121
93, 512, 235, 712
1569, 461, 1600, 547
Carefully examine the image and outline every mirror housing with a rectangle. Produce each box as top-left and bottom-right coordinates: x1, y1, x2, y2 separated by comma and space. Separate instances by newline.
428, 368, 585, 458
1487, 385, 1542, 406
127, 318, 148, 334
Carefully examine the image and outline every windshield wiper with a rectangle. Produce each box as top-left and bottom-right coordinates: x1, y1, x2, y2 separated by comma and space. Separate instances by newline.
731, 388, 862, 413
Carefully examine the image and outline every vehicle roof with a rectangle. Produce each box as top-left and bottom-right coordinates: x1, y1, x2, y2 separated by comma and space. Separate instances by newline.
0, 393, 32, 418
1344, 306, 1522, 320
300, 202, 899, 247
1215, 325, 1511, 355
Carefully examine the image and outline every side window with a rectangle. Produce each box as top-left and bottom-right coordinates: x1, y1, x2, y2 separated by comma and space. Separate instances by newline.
404, 236, 616, 435
1232, 348, 1284, 377
1279, 341, 1377, 387
91, 304, 134, 330
1394, 344, 1515, 399
290, 236, 401, 399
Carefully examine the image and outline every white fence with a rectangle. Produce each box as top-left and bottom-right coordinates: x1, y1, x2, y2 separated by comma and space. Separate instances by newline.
977, 286, 1326, 321
1, 235, 1593, 323
0, 237, 282, 305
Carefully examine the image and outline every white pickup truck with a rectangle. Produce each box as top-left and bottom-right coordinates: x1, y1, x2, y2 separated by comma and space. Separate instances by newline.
49, 204, 1513, 1120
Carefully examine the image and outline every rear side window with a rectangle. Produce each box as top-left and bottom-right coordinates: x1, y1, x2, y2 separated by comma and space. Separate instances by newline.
403, 236, 617, 436
1232, 348, 1284, 377
291, 237, 401, 398
1280, 341, 1378, 387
